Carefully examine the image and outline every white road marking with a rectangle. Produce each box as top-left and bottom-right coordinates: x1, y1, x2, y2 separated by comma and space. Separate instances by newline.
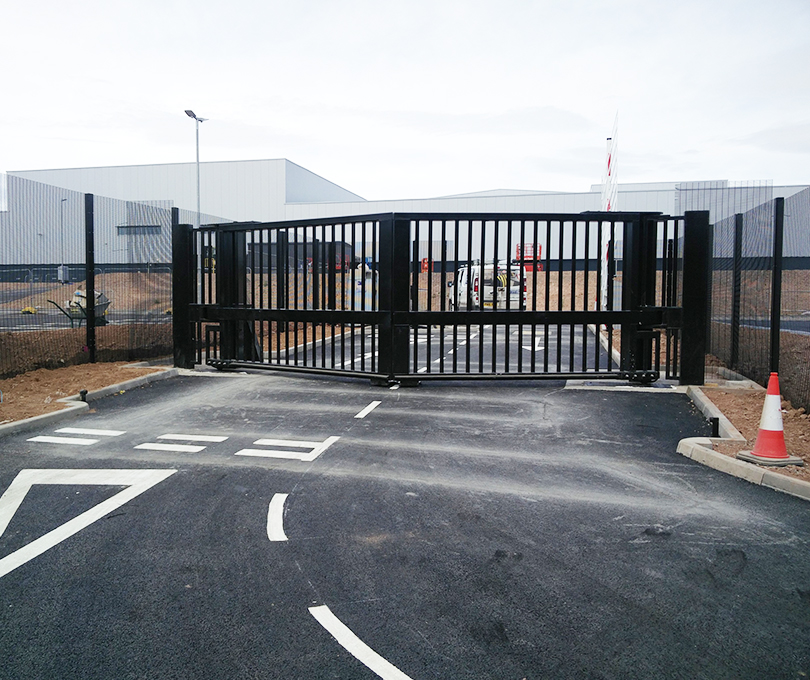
522, 337, 545, 351
354, 401, 382, 419
157, 434, 229, 443
0, 468, 176, 579
134, 443, 206, 453
309, 604, 413, 680
55, 427, 125, 437
267, 493, 289, 541
27, 436, 98, 446
417, 367, 427, 373
235, 436, 340, 462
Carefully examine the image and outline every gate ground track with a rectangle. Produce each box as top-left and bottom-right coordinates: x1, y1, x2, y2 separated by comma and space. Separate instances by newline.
215, 323, 620, 380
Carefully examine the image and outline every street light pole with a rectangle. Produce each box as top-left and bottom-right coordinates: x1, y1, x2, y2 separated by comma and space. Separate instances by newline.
185, 110, 207, 229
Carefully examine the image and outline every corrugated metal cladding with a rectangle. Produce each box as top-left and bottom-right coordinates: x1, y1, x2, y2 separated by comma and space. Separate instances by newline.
8, 160, 808, 227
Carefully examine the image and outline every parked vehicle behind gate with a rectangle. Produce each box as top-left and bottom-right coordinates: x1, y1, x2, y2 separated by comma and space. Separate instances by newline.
447, 262, 526, 310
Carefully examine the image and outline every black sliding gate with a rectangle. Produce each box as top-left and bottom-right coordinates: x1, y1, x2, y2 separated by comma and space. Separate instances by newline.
172, 211, 711, 385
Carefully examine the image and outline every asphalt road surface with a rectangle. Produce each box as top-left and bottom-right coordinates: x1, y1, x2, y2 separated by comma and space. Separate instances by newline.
1, 372, 809, 679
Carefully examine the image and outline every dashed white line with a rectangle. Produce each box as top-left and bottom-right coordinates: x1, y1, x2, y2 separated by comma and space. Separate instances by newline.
157, 434, 229, 442
309, 604, 414, 680
267, 493, 289, 541
134, 443, 206, 453
55, 427, 125, 437
354, 401, 382, 419
27, 436, 99, 446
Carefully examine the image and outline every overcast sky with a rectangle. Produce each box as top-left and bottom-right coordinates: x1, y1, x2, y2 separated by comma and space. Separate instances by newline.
3, 0, 809, 200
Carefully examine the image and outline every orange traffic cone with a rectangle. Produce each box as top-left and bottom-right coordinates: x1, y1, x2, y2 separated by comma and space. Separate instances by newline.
737, 373, 804, 467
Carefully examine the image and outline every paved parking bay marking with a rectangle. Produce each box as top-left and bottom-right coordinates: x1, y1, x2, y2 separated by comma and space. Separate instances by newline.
55, 427, 126, 437
0, 468, 176, 579
27, 435, 99, 446
157, 434, 229, 443
235, 436, 340, 462
309, 604, 413, 680
266, 493, 289, 541
134, 443, 207, 453
354, 401, 382, 419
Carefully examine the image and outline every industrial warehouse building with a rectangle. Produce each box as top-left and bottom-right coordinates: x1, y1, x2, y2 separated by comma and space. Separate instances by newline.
2, 159, 808, 269
9, 158, 809, 225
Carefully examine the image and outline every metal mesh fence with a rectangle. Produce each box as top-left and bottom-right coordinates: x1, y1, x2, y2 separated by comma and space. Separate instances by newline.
710, 188, 810, 411
0, 175, 220, 379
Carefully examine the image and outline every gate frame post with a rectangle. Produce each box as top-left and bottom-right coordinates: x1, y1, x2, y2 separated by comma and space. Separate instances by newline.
620, 212, 658, 381
680, 210, 711, 385
378, 214, 411, 382
172, 208, 195, 368
218, 228, 259, 361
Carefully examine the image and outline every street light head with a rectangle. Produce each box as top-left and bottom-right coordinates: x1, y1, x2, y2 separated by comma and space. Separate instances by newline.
185, 110, 196, 119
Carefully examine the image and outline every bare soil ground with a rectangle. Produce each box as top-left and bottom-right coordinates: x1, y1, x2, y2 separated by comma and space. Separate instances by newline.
0, 362, 165, 424
703, 382, 810, 482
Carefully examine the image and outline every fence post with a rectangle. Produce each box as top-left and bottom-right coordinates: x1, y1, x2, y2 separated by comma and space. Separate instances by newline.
84, 193, 96, 363
680, 210, 711, 385
770, 197, 785, 374
171, 209, 195, 368
730, 213, 743, 369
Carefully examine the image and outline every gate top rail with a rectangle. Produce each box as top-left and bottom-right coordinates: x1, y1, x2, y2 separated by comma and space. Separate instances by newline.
200, 210, 671, 233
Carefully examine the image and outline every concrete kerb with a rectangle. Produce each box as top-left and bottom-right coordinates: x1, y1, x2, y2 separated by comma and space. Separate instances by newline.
0, 366, 180, 438
679, 379, 810, 503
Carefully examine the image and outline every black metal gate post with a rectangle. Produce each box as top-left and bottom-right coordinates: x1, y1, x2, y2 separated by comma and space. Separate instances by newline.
84, 193, 96, 363
620, 213, 658, 381
218, 229, 260, 361
769, 197, 785, 374
172, 209, 195, 368
680, 210, 711, 385
377, 215, 410, 383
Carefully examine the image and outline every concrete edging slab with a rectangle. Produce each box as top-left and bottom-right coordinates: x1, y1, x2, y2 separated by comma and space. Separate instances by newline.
0, 367, 179, 438
679, 384, 810, 503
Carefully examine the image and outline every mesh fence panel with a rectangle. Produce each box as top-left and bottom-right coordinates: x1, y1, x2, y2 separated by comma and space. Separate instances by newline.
781, 188, 810, 410
0, 176, 185, 378
710, 213, 735, 365
737, 200, 775, 386
0, 176, 89, 377
709, 189, 810, 411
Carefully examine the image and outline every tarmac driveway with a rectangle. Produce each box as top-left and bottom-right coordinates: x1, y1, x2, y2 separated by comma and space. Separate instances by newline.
1, 371, 809, 679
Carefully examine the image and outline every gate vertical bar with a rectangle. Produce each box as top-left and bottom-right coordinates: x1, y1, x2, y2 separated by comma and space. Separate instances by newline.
730, 212, 743, 369
84, 193, 96, 363
680, 210, 711, 385
770, 197, 785, 374
172, 208, 195, 368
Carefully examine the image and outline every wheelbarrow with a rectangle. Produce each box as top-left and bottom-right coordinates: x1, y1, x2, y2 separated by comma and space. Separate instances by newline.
48, 290, 111, 328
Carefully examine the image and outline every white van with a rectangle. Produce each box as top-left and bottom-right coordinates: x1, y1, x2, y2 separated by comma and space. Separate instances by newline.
447, 262, 526, 310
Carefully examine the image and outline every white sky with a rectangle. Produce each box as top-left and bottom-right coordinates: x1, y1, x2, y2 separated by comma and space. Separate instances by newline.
2, 0, 809, 200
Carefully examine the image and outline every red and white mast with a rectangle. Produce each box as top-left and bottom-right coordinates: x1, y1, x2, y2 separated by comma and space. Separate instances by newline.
600, 114, 618, 309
